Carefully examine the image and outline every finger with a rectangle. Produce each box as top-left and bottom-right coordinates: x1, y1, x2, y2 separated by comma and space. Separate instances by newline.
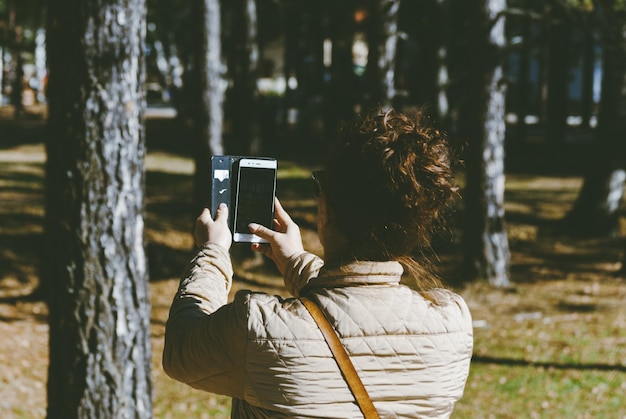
197, 207, 213, 224
214, 203, 229, 223
273, 218, 285, 233
248, 222, 276, 242
251, 242, 270, 255
273, 198, 294, 226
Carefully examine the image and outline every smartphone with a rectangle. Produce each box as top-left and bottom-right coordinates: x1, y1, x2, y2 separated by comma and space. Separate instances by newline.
232, 158, 278, 243
210, 155, 237, 230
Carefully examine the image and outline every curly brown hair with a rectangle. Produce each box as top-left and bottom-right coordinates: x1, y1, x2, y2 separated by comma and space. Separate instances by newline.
323, 107, 459, 290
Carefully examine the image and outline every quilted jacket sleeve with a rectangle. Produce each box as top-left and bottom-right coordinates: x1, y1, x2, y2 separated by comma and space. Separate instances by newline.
283, 251, 324, 297
162, 244, 248, 397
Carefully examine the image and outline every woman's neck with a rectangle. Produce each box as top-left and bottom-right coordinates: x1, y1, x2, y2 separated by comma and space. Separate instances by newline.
322, 235, 389, 265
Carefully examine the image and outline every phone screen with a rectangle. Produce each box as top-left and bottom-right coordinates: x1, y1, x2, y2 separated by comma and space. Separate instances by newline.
233, 159, 277, 242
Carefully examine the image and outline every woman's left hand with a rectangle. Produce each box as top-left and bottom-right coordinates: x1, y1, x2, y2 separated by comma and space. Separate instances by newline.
194, 203, 232, 251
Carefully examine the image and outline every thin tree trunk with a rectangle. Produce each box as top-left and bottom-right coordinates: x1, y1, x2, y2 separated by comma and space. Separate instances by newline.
327, 0, 357, 133
35, 27, 47, 103
45, 0, 152, 417
579, 18, 595, 129
537, 2, 550, 124
297, 1, 325, 101
545, 4, 571, 153
8, 1, 24, 118
294, 1, 326, 157
0, 44, 3, 102
191, 0, 225, 214
514, 9, 531, 142
364, 0, 400, 109
405, 0, 442, 111
283, 0, 300, 128
452, 0, 511, 287
226, 0, 261, 155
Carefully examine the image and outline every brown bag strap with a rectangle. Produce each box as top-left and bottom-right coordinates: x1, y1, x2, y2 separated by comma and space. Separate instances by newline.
300, 296, 381, 419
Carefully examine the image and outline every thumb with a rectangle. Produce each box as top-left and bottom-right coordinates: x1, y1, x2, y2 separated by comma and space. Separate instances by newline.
215, 203, 229, 223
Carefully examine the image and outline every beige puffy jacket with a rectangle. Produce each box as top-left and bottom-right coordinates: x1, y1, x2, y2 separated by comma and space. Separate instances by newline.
163, 244, 473, 418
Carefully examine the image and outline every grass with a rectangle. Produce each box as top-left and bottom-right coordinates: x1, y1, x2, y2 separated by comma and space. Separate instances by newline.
0, 105, 625, 418
458, 364, 625, 418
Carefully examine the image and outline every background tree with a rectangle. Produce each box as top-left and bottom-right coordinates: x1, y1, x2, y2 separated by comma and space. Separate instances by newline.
562, 0, 626, 236
44, 0, 152, 417
505, 0, 547, 148
224, 0, 262, 155
396, 0, 446, 116
449, 0, 511, 287
578, 5, 597, 129
544, 1, 573, 154
364, 0, 401, 109
326, 0, 359, 133
145, 0, 185, 106
282, 0, 301, 128
6, 0, 23, 115
145, 0, 190, 118
0, 0, 47, 106
289, 0, 327, 157
190, 0, 225, 215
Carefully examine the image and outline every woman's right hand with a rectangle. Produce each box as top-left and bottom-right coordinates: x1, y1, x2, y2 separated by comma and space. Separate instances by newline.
249, 198, 305, 275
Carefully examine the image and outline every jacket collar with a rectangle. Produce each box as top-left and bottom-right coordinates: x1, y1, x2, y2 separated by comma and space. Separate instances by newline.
301, 260, 403, 293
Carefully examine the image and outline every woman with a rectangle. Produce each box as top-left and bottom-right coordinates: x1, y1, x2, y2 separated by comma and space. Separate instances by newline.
163, 108, 473, 418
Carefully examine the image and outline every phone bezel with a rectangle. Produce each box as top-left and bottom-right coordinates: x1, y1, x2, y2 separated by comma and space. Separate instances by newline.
232, 158, 277, 243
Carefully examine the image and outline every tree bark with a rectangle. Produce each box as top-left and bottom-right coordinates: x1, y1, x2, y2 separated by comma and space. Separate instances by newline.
451, 0, 511, 287
45, 0, 152, 417
190, 0, 225, 214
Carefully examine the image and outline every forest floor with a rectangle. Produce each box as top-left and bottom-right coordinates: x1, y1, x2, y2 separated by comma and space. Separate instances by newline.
1, 103, 625, 418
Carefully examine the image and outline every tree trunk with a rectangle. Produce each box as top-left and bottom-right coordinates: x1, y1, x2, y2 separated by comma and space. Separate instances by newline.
451, 0, 511, 287
296, 1, 325, 101
579, 16, 596, 129
225, 0, 261, 155
0, 44, 3, 102
8, 2, 24, 118
45, 0, 152, 417
513, 9, 531, 143
283, 0, 300, 127
563, 0, 626, 237
35, 27, 47, 103
190, 0, 225, 214
326, 0, 358, 133
398, 0, 442, 112
545, 4, 571, 153
292, 1, 327, 158
364, 0, 400, 109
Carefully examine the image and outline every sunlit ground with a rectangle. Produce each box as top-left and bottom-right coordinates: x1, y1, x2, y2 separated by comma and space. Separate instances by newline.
0, 104, 624, 418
